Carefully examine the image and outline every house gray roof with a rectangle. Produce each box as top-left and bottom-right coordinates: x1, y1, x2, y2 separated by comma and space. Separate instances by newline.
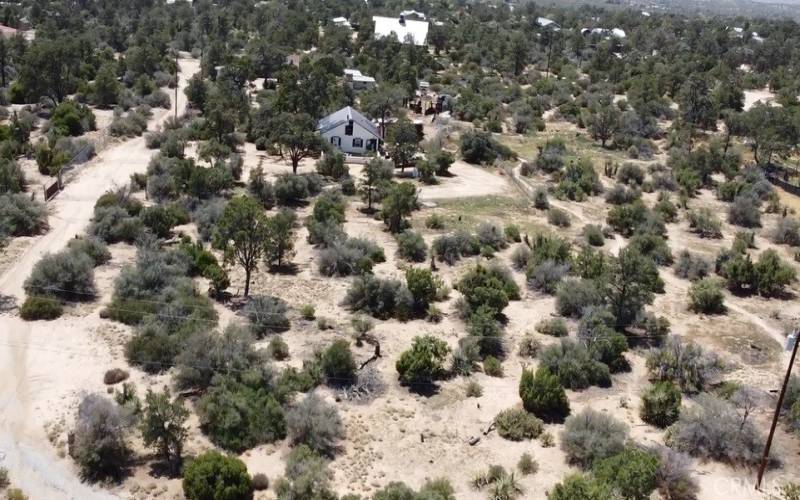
317, 106, 380, 138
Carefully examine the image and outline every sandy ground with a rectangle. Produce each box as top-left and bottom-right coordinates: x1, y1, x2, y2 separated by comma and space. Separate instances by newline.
419, 161, 512, 201
0, 56, 200, 500
743, 88, 777, 110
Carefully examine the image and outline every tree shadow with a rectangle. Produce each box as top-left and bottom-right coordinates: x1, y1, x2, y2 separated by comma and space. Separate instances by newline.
147, 459, 183, 480
269, 263, 300, 275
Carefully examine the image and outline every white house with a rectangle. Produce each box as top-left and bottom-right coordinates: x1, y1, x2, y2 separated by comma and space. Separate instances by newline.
344, 69, 377, 90
317, 106, 381, 155
373, 15, 429, 45
332, 17, 352, 29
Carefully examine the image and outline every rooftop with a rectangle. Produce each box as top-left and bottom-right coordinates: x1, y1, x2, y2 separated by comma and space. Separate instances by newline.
373, 15, 429, 45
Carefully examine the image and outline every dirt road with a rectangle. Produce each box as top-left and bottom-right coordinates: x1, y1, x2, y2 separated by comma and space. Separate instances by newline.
0, 57, 199, 499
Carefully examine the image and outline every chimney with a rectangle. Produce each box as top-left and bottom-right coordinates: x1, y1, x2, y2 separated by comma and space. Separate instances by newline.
399, 14, 405, 25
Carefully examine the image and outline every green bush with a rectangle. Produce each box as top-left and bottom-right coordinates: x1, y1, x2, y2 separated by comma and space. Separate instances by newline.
71, 394, 131, 482
274, 174, 310, 205
584, 224, 605, 246
646, 337, 720, 393
536, 318, 568, 337
316, 152, 348, 179
519, 367, 570, 422
197, 376, 286, 452
561, 408, 629, 469
640, 381, 682, 428
0, 159, 26, 193
728, 194, 761, 228
175, 325, 262, 390
23, 248, 96, 300
517, 453, 538, 475
592, 447, 660, 500
268, 336, 290, 360
548, 208, 571, 227
688, 278, 725, 314
540, 339, 611, 390
0, 193, 49, 237
483, 356, 503, 377
772, 217, 800, 247
688, 208, 722, 238
317, 237, 385, 276
455, 262, 520, 317
396, 335, 449, 386
321, 339, 357, 384
432, 230, 480, 264
460, 129, 515, 164
19, 296, 63, 320
555, 279, 603, 318
504, 224, 521, 242
242, 296, 290, 338
395, 230, 427, 262
547, 473, 614, 500
527, 260, 569, 294
342, 274, 412, 320
182, 451, 252, 500
673, 250, 710, 281
494, 408, 544, 441
50, 100, 96, 136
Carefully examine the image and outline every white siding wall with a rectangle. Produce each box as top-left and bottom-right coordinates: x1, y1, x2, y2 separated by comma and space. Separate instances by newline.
321, 122, 378, 155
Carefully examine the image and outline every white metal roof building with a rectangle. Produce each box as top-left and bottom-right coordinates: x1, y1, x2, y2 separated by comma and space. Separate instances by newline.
373, 15, 429, 45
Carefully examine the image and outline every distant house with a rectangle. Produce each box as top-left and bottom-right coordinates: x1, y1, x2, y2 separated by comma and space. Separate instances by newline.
536, 17, 560, 30
344, 69, 377, 90
373, 15, 429, 45
317, 106, 381, 155
581, 27, 626, 38
332, 17, 352, 29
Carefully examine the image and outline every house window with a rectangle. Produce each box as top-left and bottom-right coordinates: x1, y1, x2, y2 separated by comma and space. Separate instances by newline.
330, 136, 341, 147
352, 138, 363, 148
345, 121, 354, 136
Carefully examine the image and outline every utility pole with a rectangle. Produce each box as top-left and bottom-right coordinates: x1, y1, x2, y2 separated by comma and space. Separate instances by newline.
756, 329, 799, 490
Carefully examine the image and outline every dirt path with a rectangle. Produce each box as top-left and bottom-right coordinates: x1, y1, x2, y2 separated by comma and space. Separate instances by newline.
418, 160, 511, 201
0, 57, 199, 500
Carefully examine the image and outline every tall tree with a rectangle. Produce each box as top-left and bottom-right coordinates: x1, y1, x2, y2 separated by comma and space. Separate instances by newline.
140, 388, 189, 474
602, 247, 662, 328
382, 182, 418, 233
678, 75, 717, 130
588, 99, 620, 148
213, 195, 268, 297
359, 157, 394, 211
264, 208, 297, 269
272, 113, 323, 174
385, 118, 420, 171
360, 84, 406, 137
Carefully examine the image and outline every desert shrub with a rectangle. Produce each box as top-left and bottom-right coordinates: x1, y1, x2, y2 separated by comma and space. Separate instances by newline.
89, 206, 144, 243
536, 318, 568, 337
67, 237, 111, 266
19, 296, 63, 320
640, 381, 682, 428
299, 304, 315, 320
396, 335, 449, 386
495, 408, 544, 441
651, 446, 699, 500
182, 451, 252, 500
103, 368, 129, 385
673, 250, 710, 281
342, 274, 412, 320
540, 339, 611, 389
547, 474, 614, 500
728, 194, 761, 228
752, 249, 796, 296
460, 129, 515, 164
510, 244, 531, 270
318, 237, 385, 276
606, 200, 659, 237
432, 230, 480, 265
274, 174, 310, 205
584, 224, 605, 246
517, 333, 541, 358
316, 152, 348, 179
476, 221, 508, 251
688, 278, 725, 314
592, 447, 660, 500
456, 261, 520, 317
560, 408, 629, 469
395, 230, 427, 262
536, 139, 566, 173
533, 187, 549, 209
466, 379, 483, 398
504, 224, 521, 242
577, 307, 629, 373
547, 208, 571, 227
272, 445, 336, 499
0, 160, 25, 193
605, 184, 641, 205
466, 306, 505, 357
286, 393, 343, 457
192, 198, 226, 241
268, 336, 290, 361
50, 100, 95, 136
321, 339, 357, 384
773, 217, 800, 247
517, 453, 538, 476
665, 393, 764, 466
646, 337, 721, 393
687, 208, 722, 238
0, 468, 7, 489
519, 367, 570, 422
24, 248, 96, 300
555, 278, 603, 318
175, 325, 262, 390
617, 163, 645, 185
483, 356, 503, 377
0, 193, 48, 236
628, 234, 673, 266
197, 375, 286, 452
71, 394, 131, 481
654, 193, 678, 222
527, 260, 569, 294
109, 106, 150, 137
425, 213, 445, 229
252, 473, 269, 491
242, 295, 290, 338
528, 234, 572, 267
